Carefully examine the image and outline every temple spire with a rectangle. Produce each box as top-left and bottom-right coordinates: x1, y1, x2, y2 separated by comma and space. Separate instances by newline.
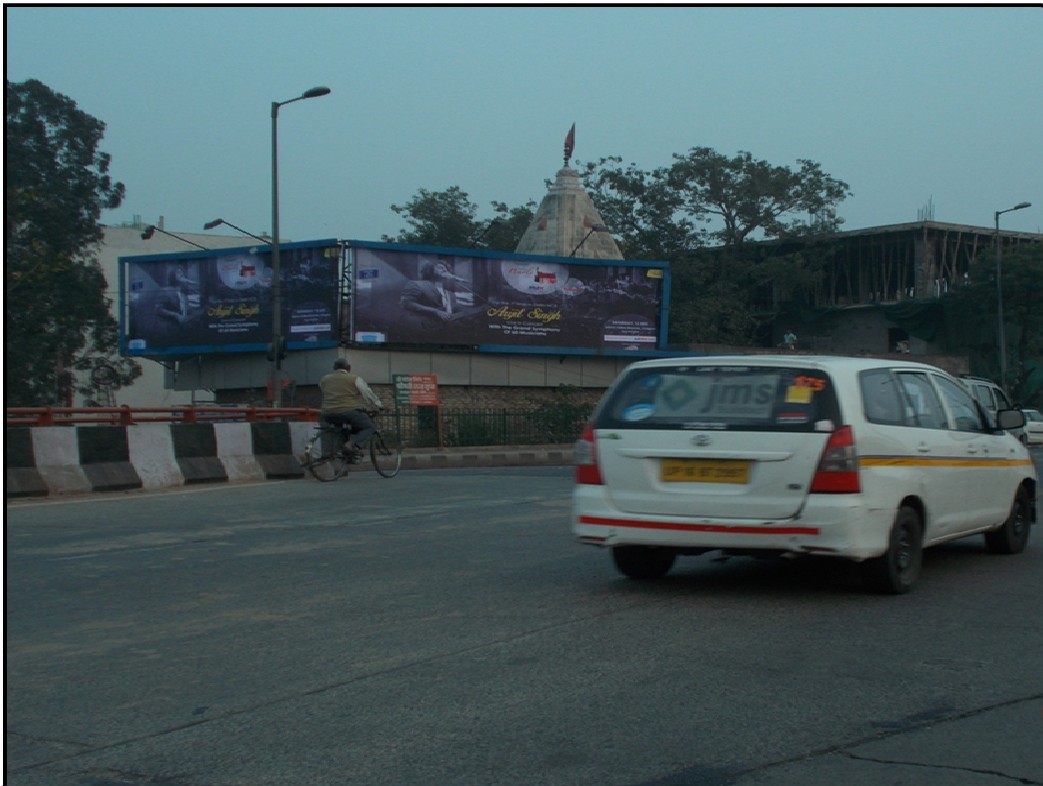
513, 125, 622, 259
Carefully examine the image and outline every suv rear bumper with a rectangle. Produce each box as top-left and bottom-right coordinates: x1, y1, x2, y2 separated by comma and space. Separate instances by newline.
572, 487, 893, 560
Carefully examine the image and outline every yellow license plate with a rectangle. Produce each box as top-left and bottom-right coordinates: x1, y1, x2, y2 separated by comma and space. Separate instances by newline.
660, 458, 750, 484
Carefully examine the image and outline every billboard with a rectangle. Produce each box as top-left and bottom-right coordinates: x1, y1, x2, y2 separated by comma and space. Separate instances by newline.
349, 241, 669, 354
120, 239, 341, 357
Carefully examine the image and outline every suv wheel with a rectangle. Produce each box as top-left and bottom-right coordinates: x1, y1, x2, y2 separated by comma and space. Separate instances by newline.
861, 506, 923, 594
612, 546, 676, 580
984, 486, 1032, 555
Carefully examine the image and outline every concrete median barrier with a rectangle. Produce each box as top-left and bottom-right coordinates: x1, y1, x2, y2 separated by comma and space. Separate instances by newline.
5, 422, 572, 497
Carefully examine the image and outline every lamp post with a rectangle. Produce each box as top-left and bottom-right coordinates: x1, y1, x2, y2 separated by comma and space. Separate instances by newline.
204, 218, 271, 245
569, 224, 610, 257
994, 201, 1031, 388
269, 85, 331, 407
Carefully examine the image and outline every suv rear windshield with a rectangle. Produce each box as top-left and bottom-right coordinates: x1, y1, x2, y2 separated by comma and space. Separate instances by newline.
594, 365, 841, 432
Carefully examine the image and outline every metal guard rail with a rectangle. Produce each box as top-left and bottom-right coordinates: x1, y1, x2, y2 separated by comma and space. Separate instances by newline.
6, 406, 322, 427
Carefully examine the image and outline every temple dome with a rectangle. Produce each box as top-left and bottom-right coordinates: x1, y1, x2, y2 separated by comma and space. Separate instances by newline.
513, 160, 623, 260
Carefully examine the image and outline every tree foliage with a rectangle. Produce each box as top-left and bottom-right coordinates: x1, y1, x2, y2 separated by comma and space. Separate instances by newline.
577, 148, 851, 259
383, 186, 535, 252
664, 148, 851, 247
574, 156, 696, 261
576, 148, 850, 345
941, 243, 1043, 407
484, 199, 538, 251
6, 78, 139, 406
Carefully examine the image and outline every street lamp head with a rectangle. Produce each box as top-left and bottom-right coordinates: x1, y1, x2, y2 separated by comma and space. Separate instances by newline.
204, 217, 271, 245
274, 86, 332, 115
997, 201, 1032, 219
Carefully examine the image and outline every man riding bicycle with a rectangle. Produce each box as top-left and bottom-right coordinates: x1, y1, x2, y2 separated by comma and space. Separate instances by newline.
319, 358, 384, 461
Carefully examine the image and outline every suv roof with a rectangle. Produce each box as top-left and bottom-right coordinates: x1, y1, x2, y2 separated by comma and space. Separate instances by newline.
626, 354, 943, 373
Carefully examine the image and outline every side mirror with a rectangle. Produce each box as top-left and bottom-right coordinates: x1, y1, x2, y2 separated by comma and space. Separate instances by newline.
996, 408, 1026, 430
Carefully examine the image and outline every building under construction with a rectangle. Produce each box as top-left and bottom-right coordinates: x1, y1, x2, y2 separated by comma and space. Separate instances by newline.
764, 220, 1040, 308
690, 220, 1041, 360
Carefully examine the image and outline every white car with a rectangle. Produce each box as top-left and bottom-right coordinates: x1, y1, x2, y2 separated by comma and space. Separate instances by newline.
961, 375, 1026, 444
1022, 409, 1043, 446
572, 355, 1036, 593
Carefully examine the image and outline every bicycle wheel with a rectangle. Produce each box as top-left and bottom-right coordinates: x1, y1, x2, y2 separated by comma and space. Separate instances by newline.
369, 430, 402, 478
306, 431, 349, 482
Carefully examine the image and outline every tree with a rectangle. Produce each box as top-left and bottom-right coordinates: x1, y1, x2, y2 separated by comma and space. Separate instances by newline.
483, 199, 537, 251
576, 156, 700, 261
6, 78, 139, 406
941, 243, 1043, 407
664, 148, 851, 247
383, 186, 482, 247
384, 186, 535, 252
579, 148, 851, 255
577, 148, 851, 347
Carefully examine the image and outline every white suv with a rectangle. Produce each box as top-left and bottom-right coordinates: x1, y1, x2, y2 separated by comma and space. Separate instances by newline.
572, 355, 1036, 593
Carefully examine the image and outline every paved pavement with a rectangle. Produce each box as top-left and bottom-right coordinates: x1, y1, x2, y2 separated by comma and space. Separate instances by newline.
728, 696, 1043, 785
389, 444, 1043, 786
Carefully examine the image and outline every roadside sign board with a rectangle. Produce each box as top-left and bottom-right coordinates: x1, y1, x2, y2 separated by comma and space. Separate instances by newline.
393, 374, 439, 407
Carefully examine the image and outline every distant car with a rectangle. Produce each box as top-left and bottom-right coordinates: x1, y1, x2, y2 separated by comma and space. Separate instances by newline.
573, 355, 1036, 594
1022, 409, 1043, 446
960, 375, 1026, 444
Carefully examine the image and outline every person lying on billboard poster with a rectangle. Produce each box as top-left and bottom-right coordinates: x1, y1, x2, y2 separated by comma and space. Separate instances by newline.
397, 258, 472, 341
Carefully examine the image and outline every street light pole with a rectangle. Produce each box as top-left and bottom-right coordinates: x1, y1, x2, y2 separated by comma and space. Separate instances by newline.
994, 201, 1031, 389
268, 86, 331, 407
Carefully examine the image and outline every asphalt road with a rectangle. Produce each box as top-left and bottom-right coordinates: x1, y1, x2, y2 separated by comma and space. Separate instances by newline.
6, 458, 1043, 786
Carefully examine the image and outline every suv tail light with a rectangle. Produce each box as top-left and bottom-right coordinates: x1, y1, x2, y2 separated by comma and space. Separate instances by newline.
810, 425, 860, 493
574, 423, 603, 485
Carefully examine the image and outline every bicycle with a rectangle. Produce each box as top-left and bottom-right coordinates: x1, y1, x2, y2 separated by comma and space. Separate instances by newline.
304, 412, 403, 481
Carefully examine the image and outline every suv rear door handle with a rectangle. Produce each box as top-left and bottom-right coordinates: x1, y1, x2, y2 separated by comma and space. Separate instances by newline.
916, 442, 931, 453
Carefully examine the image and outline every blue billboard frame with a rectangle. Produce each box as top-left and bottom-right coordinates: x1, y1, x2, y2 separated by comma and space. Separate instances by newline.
347, 239, 671, 358
119, 238, 340, 358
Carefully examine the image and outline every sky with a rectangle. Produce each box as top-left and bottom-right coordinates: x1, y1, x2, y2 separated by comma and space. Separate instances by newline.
6, 5, 1042, 246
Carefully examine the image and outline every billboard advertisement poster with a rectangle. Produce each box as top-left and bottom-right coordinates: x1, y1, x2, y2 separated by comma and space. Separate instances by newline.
350, 242, 668, 353
120, 240, 340, 356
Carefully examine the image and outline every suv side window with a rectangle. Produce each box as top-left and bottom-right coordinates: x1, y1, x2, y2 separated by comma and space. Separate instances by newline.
860, 369, 906, 425
936, 376, 986, 432
896, 372, 948, 429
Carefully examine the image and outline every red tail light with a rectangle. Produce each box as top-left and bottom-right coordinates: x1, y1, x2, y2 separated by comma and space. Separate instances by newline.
810, 425, 860, 493
574, 423, 603, 485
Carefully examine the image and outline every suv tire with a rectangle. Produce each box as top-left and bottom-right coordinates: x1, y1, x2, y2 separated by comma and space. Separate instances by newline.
984, 486, 1032, 555
861, 506, 923, 594
612, 546, 676, 580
